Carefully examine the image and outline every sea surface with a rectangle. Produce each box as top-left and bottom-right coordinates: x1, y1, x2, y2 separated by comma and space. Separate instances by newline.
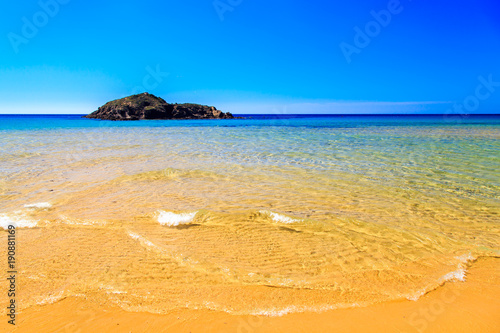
0, 114, 499, 315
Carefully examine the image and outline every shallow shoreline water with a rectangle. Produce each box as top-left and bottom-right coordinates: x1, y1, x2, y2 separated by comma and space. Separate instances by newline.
0, 114, 498, 326
2, 257, 498, 333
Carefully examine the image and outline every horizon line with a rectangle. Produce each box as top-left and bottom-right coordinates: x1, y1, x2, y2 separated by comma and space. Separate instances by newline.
1, 113, 499, 116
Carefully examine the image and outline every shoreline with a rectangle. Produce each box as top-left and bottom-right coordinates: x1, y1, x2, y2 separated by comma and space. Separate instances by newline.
4, 257, 498, 333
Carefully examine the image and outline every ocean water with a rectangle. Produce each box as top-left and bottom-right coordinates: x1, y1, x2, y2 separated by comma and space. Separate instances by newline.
0, 114, 499, 315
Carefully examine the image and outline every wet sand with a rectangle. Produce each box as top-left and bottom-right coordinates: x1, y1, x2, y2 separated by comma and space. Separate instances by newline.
4, 257, 498, 333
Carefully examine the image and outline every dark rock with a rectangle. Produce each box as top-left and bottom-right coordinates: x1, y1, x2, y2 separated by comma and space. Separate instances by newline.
84, 92, 234, 120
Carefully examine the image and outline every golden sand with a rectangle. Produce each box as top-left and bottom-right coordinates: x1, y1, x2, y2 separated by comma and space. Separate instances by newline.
2, 257, 498, 332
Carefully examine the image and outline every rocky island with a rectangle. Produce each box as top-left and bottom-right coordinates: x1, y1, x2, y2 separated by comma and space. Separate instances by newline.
84, 92, 234, 120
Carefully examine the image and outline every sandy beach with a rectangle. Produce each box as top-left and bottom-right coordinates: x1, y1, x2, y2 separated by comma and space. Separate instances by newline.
2, 257, 497, 332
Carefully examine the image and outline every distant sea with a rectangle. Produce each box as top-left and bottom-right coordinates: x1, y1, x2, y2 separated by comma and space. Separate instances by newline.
1, 114, 499, 130
1, 113, 499, 315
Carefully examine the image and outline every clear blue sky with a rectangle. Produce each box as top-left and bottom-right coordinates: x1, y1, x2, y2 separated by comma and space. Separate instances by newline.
1, 0, 499, 114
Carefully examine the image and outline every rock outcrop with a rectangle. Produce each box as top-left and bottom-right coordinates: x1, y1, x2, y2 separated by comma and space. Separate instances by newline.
84, 93, 234, 120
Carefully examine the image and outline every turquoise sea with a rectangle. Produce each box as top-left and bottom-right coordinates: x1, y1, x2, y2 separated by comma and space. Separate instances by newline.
0, 114, 499, 315
1, 114, 500, 130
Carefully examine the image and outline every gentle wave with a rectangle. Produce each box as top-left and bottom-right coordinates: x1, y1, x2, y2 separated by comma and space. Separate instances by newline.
34, 291, 65, 306
260, 210, 302, 224
99, 285, 128, 295
406, 253, 477, 301
157, 210, 197, 227
0, 202, 52, 229
24, 202, 52, 209
0, 211, 38, 229
436, 253, 477, 284
437, 253, 477, 283
249, 302, 367, 317
128, 232, 156, 249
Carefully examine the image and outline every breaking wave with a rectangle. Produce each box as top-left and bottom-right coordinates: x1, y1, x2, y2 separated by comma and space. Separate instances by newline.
260, 210, 302, 224
157, 210, 197, 227
24, 202, 52, 209
0, 211, 38, 229
406, 253, 477, 301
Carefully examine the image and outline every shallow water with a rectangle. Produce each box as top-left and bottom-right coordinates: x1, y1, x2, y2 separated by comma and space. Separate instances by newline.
0, 115, 499, 315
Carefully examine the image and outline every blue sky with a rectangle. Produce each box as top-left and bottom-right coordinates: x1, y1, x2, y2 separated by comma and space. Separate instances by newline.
1, 0, 499, 114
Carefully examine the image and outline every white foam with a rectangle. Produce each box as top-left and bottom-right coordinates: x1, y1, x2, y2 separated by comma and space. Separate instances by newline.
128, 232, 156, 248
252, 306, 299, 317
250, 303, 362, 317
440, 253, 476, 283
34, 291, 65, 306
260, 210, 302, 224
24, 202, 52, 209
439, 253, 476, 283
456, 253, 476, 264
439, 269, 466, 283
157, 211, 197, 227
0, 211, 38, 229
128, 232, 141, 241
100, 285, 127, 295
406, 290, 426, 302
406, 253, 476, 301
0, 203, 52, 229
